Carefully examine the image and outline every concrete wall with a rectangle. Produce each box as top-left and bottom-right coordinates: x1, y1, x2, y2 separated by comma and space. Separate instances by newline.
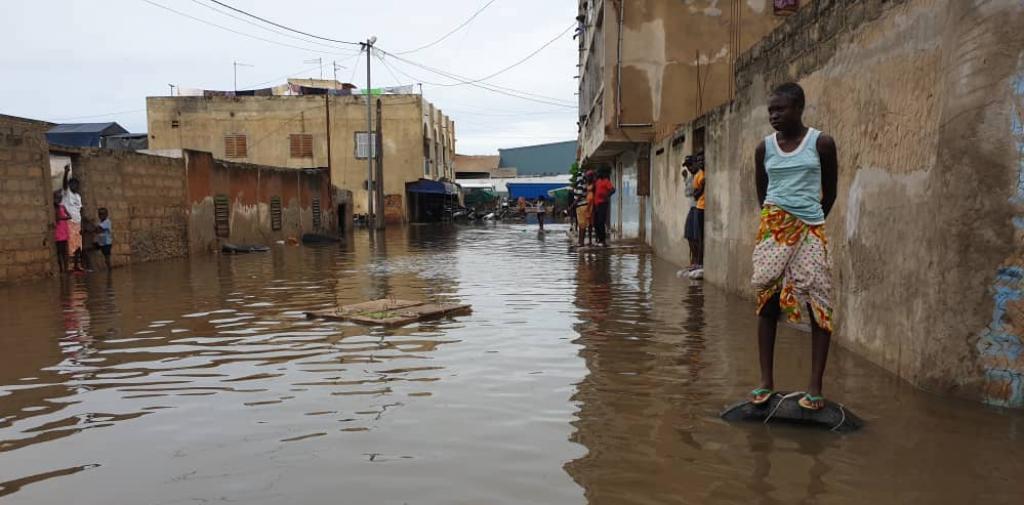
649, 0, 1024, 407
69, 148, 190, 266
147, 95, 455, 221
184, 151, 335, 251
0, 116, 56, 282
577, 0, 782, 164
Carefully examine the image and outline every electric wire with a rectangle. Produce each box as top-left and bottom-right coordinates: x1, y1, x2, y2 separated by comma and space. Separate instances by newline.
189, 0, 358, 54
380, 52, 574, 108
139, 0, 356, 56
393, 0, 499, 55
205, 0, 361, 46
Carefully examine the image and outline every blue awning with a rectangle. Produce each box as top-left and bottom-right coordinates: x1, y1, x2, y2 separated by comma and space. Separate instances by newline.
506, 182, 568, 200
407, 179, 458, 195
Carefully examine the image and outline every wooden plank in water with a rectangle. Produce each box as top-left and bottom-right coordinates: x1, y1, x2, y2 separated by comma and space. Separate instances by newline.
305, 300, 471, 327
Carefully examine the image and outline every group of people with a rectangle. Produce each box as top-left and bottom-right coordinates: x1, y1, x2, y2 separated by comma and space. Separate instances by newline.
54, 165, 112, 273
571, 168, 615, 247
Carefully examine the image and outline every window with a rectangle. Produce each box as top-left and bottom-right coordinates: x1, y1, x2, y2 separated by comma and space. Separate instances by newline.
214, 194, 230, 238
354, 131, 377, 159
224, 134, 247, 158
171, 120, 180, 129
270, 196, 282, 231
290, 134, 313, 158
312, 197, 322, 230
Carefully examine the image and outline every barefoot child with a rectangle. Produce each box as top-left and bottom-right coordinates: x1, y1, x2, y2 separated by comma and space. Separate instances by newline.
749, 82, 839, 411
95, 207, 113, 270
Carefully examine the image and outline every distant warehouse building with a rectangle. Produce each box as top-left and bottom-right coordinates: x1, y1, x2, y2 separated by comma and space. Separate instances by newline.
497, 140, 576, 176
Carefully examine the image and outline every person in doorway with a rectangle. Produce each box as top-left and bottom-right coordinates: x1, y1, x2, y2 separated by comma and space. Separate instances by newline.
749, 82, 838, 411
61, 165, 84, 272
593, 168, 615, 246
53, 190, 70, 273
95, 207, 113, 270
682, 155, 701, 273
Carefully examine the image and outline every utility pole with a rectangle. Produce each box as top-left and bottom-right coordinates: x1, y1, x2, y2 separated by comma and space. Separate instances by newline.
233, 61, 253, 92
168, 84, 176, 96
375, 98, 385, 230
362, 36, 377, 229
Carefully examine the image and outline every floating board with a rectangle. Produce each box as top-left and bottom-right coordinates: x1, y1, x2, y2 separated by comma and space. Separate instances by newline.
720, 391, 864, 433
222, 243, 270, 253
305, 299, 472, 327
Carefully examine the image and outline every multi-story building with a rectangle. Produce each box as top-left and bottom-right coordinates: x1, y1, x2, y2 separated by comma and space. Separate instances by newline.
576, 0, 784, 239
146, 83, 454, 223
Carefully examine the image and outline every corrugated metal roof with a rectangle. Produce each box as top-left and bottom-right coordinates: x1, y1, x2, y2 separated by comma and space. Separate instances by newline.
46, 122, 129, 148
498, 140, 577, 176
47, 122, 127, 135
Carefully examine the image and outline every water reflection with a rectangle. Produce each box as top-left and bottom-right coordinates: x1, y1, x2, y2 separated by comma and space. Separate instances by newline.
0, 225, 1020, 504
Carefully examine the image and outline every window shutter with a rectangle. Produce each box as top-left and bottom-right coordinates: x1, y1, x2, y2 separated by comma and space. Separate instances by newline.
270, 196, 282, 231
214, 194, 230, 237
290, 134, 313, 158
312, 197, 322, 229
225, 134, 247, 158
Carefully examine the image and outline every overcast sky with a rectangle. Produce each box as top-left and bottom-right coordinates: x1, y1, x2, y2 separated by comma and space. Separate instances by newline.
0, 0, 578, 154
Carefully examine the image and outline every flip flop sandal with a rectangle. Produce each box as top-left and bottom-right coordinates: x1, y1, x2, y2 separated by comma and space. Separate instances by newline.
798, 394, 826, 411
750, 388, 775, 405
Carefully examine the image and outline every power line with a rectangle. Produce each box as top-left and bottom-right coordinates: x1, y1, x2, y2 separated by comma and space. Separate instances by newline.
380, 52, 575, 108
138, 0, 354, 56
205, 0, 361, 46
189, 0, 358, 54
393, 0, 499, 55
428, 23, 574, 86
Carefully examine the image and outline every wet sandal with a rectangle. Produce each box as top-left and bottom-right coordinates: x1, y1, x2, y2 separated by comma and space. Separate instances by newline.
798, 394, 826, 411
750, 388, 775, 405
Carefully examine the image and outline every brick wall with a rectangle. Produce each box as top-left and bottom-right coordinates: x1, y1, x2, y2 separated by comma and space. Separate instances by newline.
56, 148, 190, 268
0, 117, 56, 282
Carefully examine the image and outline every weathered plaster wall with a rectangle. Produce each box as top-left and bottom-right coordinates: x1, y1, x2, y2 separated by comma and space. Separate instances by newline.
650, 0, 1024, 406
71, 149, 190, 265
0, 117, 55, 282
185, 151, 334, 252
578, 0, 782, 164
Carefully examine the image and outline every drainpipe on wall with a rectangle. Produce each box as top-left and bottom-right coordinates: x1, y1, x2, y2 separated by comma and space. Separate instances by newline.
615, 0, 654, 129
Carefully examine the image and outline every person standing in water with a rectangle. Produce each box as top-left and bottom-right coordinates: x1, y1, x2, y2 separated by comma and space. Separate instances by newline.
749, 82, 838, 411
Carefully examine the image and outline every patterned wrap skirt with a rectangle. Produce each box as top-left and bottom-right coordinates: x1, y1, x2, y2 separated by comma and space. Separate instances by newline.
751, 205, 834, 333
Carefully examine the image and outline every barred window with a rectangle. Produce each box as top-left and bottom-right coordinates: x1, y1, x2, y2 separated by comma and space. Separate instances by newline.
354, 132, 377, 159
214, 194, 230, 238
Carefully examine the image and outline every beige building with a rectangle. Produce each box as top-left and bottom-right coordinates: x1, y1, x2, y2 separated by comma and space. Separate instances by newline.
576, 0, 784, 239
147, 87, 454, 222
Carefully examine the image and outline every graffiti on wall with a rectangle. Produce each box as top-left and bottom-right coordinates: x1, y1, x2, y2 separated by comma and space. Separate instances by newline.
977, 68, 1024, 408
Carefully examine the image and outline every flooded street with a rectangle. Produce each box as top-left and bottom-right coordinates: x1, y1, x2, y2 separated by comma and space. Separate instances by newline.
1, 225, 1021, 505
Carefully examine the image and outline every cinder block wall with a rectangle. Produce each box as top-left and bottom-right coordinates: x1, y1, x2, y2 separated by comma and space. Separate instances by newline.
650, 0, 1024, 407
0, 118, 55, 282
73, 150, 190, 266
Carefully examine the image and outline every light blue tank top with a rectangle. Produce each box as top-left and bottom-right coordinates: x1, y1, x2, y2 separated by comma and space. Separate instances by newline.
764, 128, 825, 225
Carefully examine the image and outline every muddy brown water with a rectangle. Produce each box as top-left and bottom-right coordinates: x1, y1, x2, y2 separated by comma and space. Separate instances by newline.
0, 225, 1021, 504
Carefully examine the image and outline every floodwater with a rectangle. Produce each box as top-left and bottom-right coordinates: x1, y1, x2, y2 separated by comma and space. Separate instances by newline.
0, 225, 1021, 505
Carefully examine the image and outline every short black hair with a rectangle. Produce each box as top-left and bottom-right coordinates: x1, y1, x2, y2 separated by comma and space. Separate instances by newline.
771, 82, 805, 109
99, 207, 108, 213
